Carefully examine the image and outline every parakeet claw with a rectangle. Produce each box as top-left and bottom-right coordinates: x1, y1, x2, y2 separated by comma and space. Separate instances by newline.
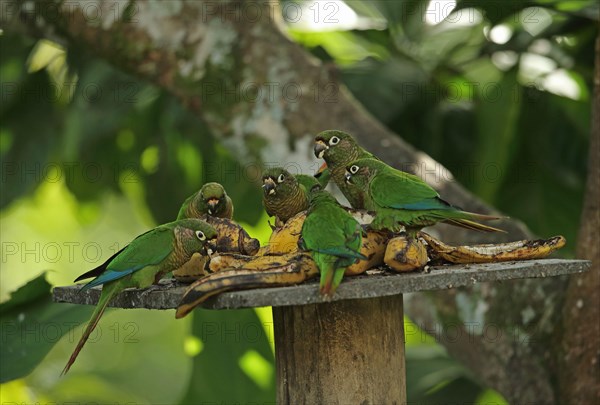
297, 237, 306, 251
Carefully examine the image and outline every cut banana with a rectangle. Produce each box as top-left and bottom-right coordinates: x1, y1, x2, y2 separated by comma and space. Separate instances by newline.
384, 235, 428, 272
206, 216, 260, 256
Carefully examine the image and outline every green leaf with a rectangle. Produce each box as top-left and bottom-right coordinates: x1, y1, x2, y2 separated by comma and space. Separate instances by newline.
0, 273, 92, 382
0, 36, 59, 209
178, 308, 275, 404
455, 0, 533, 25
473, 68, 521, 202
0, 274, 49, 314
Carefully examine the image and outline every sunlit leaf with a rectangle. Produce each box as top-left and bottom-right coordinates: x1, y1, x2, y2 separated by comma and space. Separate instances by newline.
26, 40, 65, 74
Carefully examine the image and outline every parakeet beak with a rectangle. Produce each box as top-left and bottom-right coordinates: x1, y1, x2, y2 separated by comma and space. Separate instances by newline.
344, 171, 353, 184
262, 178, 276, 195
314, 140, 328, 159
207, 198, 219, 214
205, 238, 217, 257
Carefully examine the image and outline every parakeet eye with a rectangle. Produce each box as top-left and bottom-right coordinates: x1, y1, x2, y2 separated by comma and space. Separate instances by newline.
329, 136, 340, 145
277, 174, 285, 183
349, 165, 359, 174
195, 230, 206, 241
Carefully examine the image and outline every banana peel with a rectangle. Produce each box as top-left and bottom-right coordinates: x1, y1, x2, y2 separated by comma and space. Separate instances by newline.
262, 211, 305, 255
420, 232, 566, 264
172, 253, 211, 283
384, 235, 429, 272
173, 217, 260, 282
176, 252, 318, 318
209, 253, 302, 272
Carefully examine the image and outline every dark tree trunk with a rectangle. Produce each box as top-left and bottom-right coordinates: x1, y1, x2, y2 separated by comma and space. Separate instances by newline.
558, 34, 600, 405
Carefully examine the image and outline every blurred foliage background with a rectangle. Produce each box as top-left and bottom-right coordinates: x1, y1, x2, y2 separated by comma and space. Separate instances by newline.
1, 0, 596, 403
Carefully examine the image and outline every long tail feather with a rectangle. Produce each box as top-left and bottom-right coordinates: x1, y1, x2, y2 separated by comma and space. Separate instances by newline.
61, 283, 119, 376
444, 218, 506, 233
319, 262, 346, 297
320, 268, 335, 296
463, 212, 505, 222
330, 268, 346, 295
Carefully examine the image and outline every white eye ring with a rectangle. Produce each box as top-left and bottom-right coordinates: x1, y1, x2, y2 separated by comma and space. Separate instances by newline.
195, 230, 206, 241
350, 165, 359, 174
329, 136, 340, 145
277, 174, 285, 183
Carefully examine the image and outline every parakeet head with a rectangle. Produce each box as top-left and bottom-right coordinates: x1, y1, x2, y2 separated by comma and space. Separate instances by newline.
295, 174, 322, 194
307, 188, 337, 205
174, 219, 218, 257
261, 168, 299, 198
197, 182, 229, 217
344, 158, 382, 188
314, 130, 360, 165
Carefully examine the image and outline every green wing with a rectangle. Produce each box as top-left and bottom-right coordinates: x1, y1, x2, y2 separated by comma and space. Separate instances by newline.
82, 226, 174, 290
370, 170, 450, 211
341, 214, 363, 252
302, 208, 363, 260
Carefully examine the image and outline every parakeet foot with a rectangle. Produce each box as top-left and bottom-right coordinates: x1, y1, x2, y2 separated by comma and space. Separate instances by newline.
140, 284, 162, 297
161, 277, 179, 285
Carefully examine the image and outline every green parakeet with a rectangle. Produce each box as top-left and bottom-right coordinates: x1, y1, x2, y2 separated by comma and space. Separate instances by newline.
314, 130, 376, 208
177, 182, 233, 219
344, 158, 503, 234
300, 189, 366, 296
62, 219, 217, 375
262, 168, 322, 224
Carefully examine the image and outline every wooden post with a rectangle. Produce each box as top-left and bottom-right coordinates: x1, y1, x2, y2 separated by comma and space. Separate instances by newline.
273, 295, 406, 404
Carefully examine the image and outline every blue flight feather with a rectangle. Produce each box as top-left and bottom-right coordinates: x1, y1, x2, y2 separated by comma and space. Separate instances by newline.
392, 199, 453, 211
80, 266, 145, 291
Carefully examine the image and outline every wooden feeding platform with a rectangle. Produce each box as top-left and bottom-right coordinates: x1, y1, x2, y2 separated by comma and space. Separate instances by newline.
53, 259, 590, 404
